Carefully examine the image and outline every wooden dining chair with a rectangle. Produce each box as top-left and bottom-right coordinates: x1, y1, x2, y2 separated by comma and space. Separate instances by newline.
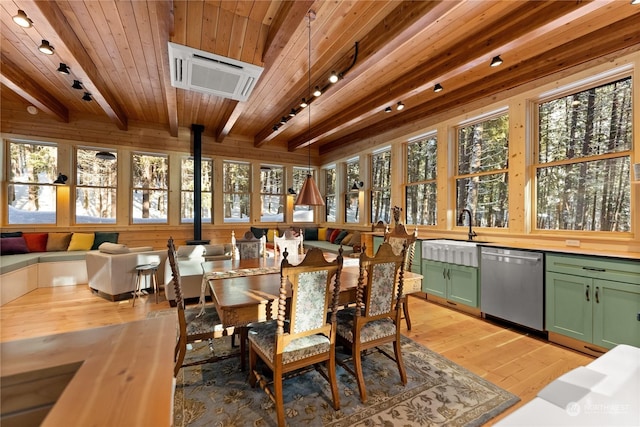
336, 242, 407, 403
236, 230, 266, 260
248, 247, 343, 427
383, 223, 418, 330
168, 237, 226, 377
273, 229, 303, 261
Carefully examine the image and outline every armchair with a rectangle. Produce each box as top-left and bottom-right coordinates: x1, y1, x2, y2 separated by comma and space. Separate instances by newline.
86, 247, 167, 300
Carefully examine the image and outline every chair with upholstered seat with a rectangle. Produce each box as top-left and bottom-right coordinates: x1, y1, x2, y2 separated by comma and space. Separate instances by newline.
383, 223, 418, 330
336, 242, 407, 403
273, 229, 303, 262
248, 247, 343, 427
235, 231, 266, 260
168, 237, 227, 377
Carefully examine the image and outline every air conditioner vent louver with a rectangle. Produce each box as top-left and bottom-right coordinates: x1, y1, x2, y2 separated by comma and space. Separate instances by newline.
168, 42, 263, 102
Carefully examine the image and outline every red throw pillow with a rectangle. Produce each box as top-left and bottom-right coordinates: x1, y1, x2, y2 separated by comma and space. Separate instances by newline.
22, 233, 48, 252
329, 229, 342, 243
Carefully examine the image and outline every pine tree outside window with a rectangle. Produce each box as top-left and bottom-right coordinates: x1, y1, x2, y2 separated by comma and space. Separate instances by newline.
76, 148, 117, 223
406, 133, 437, 226
345, 159, 360, 224
325, 166, 336, 222
292, 167, 315, 223
260, 165, 284, 222
181, 157, 212, 224
371, 148, 391, 224
132, 153, 168, 224
223, 161, 250, 223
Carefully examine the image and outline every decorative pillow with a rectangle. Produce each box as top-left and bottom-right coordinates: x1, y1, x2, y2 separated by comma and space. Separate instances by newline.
1, 231, 22, 238
46, 232, 72, 252
334, 230, 349, 245
0, 237, 29, 255
23, 233, 48, 252
341, 233, 353, 246
99, 242, 130, 254
177, 245, 203, 258
91, 232, 119, 250
304, 227, 318, 241
350, 231, 362, 247
325, 228, 335, 241
318, 227, 328, 241
67, 233, 95, 251
329, 229, 342, 243
250, 227, 268, 240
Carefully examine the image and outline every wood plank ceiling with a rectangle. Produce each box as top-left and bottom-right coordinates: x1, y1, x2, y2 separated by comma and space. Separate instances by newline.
1, 1, 639, 159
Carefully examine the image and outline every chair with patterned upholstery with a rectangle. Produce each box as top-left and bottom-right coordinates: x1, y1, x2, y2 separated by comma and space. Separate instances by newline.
336, 242, 407, 403
383, 223, 418, 330
235, 230, 265, 260
274, 229, 303, 262
168, 237, 226, 377
248, 247, 343, 427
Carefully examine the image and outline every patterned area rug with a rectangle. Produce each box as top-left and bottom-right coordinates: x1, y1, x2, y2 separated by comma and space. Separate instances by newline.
173, 335, 519, 426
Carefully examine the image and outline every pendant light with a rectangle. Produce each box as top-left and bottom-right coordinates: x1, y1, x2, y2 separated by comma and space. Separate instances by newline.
295, 10, 325, 207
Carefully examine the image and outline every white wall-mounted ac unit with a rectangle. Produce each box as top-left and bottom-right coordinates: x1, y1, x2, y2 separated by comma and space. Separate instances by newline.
168, 42, 263, 102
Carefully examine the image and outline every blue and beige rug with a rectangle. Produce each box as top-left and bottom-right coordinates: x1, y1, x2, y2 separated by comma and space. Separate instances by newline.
174, 335, 519, 426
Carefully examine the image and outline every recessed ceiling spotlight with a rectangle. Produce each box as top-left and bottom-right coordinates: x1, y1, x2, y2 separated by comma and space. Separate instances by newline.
72, 80, 82, 90
313, 86, 322, 97
82, 92, 93, 101
490, 55, 503, 67
26, 105, 38, 115
434, 83, 443, 92
38, 40, 54, 55
13, 10, 33, 28
57, 63, 70, 74
396, 101, 405, 111
328, 71, 339, 84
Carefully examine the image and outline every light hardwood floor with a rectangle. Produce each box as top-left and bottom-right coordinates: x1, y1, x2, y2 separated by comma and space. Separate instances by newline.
0, 286, 594, 425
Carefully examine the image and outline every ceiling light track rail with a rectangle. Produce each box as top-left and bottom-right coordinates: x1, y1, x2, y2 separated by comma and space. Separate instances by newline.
271, 41, 359, 133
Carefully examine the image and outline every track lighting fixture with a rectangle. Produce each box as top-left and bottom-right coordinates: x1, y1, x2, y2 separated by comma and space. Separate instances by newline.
53, 173, 68, 185
38, 40, 54, 55
396, 101, 405, 111
300, 98, 308, 108
96, 151, 116, 161
632, 0, 640, 5
272, 125, 279, 131
328, 71, 339, 83
287, 187, 297, 195
13, 10, 33, 28
313, 86, 322, 97
72, 80, 82, 90
82, 92, 93, 101
280, 116, 287, 124
384, 106, 392, 113
289, 109, 296, 117
434, 83, 443, 92
57, 63, 70, 74
490, 55, 503, 67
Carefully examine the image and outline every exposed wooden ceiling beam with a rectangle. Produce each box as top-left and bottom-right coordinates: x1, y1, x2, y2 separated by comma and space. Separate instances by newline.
291, 0, 591, 152
0, 53, 69, 122
29, 0, 128, 131
319, 16, 640, 156
150, 0, 178, 137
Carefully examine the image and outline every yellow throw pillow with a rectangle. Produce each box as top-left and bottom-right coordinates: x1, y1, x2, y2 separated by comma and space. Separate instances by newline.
318, 227, 328, 241
67, 233, 95, 251
267, 229, 277, 242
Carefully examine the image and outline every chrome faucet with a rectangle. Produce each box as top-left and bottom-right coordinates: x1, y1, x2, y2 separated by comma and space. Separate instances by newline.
458, 208, 477, 241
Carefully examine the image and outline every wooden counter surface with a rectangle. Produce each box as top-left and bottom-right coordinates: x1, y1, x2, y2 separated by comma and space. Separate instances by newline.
1, 315, 177, 427
478, 241, 640, 261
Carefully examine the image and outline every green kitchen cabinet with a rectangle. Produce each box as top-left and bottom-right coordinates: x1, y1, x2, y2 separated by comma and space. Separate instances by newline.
373, 235, 422, 275
422, 259, 478, 307
546, 254, 640, 350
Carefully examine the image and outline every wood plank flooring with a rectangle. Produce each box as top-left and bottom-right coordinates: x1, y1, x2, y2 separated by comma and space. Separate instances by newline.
0, 287, 594, 425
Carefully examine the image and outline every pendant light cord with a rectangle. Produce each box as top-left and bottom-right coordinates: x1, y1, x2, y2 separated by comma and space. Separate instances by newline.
307, 11, 313, 177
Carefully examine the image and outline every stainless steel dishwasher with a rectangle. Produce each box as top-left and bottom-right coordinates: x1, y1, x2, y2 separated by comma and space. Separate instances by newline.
480, 247, 544, 331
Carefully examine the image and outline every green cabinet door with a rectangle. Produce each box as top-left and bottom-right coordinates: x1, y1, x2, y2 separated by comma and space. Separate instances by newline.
592, 279, 640, 349
422, 260, 447, 297
546, 271, 592, 342
373, 236, 383, 255
411, 241, 422, 275
448, 264, 478, 307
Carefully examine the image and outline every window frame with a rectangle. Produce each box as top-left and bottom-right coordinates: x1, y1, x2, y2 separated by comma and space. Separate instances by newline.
260, 164, 284, 223
131, 151, 169, 224
405, 132, 438, 226
292, 166, 316, 223
75, 147, 118, 224
222, 160, 251, 223
370, 148, 391, 224
324, 166, 337, 223
344, 158, 360, 224
180, 156, 213, 224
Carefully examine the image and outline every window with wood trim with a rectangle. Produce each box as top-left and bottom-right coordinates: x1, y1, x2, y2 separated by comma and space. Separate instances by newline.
131, 152, 168, 224
371, 148, 391, 224
292, 167, 315, 223
181, 157, 212, 224
76, 148, 117, 224
406, 134, 437, 226
223, 161, 250, 223
325, 166, 337, 222
345, 158, 360, 224
260, 164, 284, 222
536, 76, 632, 232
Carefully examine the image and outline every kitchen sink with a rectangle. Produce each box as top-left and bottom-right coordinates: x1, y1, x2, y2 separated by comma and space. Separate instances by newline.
421, 239, 480, 267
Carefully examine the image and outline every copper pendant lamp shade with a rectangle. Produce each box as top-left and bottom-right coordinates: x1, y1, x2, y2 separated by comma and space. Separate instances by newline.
294, 10, 325, 207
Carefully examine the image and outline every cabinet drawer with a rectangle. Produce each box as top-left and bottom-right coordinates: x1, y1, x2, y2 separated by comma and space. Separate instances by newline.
546, 254, 640, 285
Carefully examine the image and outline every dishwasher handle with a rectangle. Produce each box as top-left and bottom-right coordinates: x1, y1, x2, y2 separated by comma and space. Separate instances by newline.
481, 252, 542, 263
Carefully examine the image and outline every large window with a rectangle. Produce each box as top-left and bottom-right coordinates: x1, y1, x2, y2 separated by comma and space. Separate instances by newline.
406, 133, 437, 225
181, 157, 212, 223
76, 148, 117, 223
223, 161, 250, 223
292, 167, 314, 223
325, 166, 336, 222
7, 140, 58, 224
536, 76, 632, 232
371, 149, 391, 224
456, 113, 509, 228
260, 165, 284, 222
132, 153, 168, 223
345, 159, 360, 223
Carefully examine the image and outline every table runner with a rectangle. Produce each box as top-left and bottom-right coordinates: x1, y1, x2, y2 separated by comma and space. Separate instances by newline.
198, 266, 281, 315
